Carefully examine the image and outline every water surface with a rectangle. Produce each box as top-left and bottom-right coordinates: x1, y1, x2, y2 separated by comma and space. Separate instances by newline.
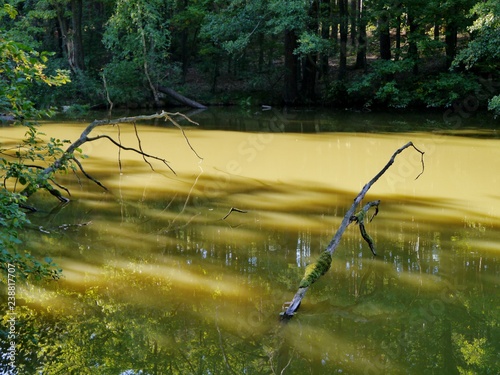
1, 108, 499, 374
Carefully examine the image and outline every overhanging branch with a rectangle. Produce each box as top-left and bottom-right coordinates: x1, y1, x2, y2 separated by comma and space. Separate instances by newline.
86, 134, 176, 175
21, 111, 202, 201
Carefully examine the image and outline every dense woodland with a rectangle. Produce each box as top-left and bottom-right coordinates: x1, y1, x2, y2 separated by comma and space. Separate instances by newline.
1, 0, 500, 112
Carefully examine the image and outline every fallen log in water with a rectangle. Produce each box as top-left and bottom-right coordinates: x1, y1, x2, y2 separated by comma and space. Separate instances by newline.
281, 142, 425, 320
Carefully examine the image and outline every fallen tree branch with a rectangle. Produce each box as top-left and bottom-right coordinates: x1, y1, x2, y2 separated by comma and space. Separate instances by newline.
21, 111, 202, 201
86, 134, 176, 175
157, 85, 207, 109
281, 142, 425, 319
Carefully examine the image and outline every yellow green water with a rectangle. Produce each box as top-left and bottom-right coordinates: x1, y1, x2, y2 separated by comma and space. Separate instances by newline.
1, 109, 499, 374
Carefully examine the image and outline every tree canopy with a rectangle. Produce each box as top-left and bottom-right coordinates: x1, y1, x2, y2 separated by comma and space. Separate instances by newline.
1, 0, 499, 110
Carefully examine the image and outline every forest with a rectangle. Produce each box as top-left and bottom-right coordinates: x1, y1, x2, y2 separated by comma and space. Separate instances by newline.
1, 0, 500, 113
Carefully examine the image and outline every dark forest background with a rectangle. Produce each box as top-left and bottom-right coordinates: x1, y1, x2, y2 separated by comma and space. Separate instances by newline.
1, 0, 500, 112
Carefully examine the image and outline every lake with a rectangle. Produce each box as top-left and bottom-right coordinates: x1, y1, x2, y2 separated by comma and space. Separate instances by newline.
1, 107, 499, 374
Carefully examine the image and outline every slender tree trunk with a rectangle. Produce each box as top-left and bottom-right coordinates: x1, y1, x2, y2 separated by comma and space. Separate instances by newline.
379, 11, 391, 60
355, 0, 367, 69
332, 0, 339, 47
434, 16, 440, 41
180, 0, 189, 83
137, 14, 160, 104
283, 29, 299, 104
395, 15, 401, 61
300, 0, 319, 101
258, 32, 264, 73
350, 0, 357, 46
319, 0, 331, 79
56, 7, 73, 71
338, 0, 348, 80
445, 21, 458, 68
71, 0, 85, 71
301, 55, 317, 101
56, 1, 84, 73
407, 11, 419, 74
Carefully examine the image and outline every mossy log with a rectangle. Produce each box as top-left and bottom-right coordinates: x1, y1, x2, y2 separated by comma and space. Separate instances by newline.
299, 251, 333, 288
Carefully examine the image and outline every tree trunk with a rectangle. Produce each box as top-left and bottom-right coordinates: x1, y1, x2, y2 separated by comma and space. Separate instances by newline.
283, 29, 299, 105
407, 11, 419, 74
56, 1, 84, 73
319, 1, 331, 79
301, 55, 317, 101
300, 0, 319, 101
379, 11, 391, 60
445, 21, 458, 68
71, 0, 85, 71
157, 85, 207, 109
355, 0, 367, 69
180, 0, 189, 83
434, 16, 440, 41
338, 0, 348, 80
395, 15, 401, 61
350, 0, 357, 46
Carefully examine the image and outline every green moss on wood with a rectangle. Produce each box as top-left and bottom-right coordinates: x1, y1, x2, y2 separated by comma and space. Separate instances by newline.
299, 250, 333, 288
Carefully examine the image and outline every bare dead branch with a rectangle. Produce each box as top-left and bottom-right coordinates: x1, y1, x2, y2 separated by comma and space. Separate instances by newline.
281, 142, 425, 319
20, 111, 201, 202
70, 157, 108, 191
350, 200, 380, 256
117, 124, 123, 173
133, 122, 154, 171
49, 178, 71, 197
86, 134, 176, 175
165, 113, 204, 160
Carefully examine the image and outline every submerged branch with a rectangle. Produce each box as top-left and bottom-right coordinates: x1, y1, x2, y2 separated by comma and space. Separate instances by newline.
221, 207, 248, 220
281, 142, 425, 319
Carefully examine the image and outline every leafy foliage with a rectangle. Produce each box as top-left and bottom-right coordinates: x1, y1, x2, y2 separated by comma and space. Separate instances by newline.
415, 73, 481, 108
346, 59, 414, 108
102, 0, 170, 103
1, 4, 69, 279
487, 95, 500, 117
2, 0, 500, 108
452, 0, 500, 72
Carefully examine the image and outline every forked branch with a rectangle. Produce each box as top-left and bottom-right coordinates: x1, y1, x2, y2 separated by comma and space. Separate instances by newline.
281, 142, 424, 319
21, 111, 202, 202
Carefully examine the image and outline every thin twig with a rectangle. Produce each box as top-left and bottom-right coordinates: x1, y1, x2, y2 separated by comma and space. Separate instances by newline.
166, 114, 204, 160
71, 157, 108, 191
49, 178, 71, 197
133, 121, 154, 170
86, 134, 176, 175
117, 124, 122, 173
221, 207, 248, 220
163, 165, 204, 232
